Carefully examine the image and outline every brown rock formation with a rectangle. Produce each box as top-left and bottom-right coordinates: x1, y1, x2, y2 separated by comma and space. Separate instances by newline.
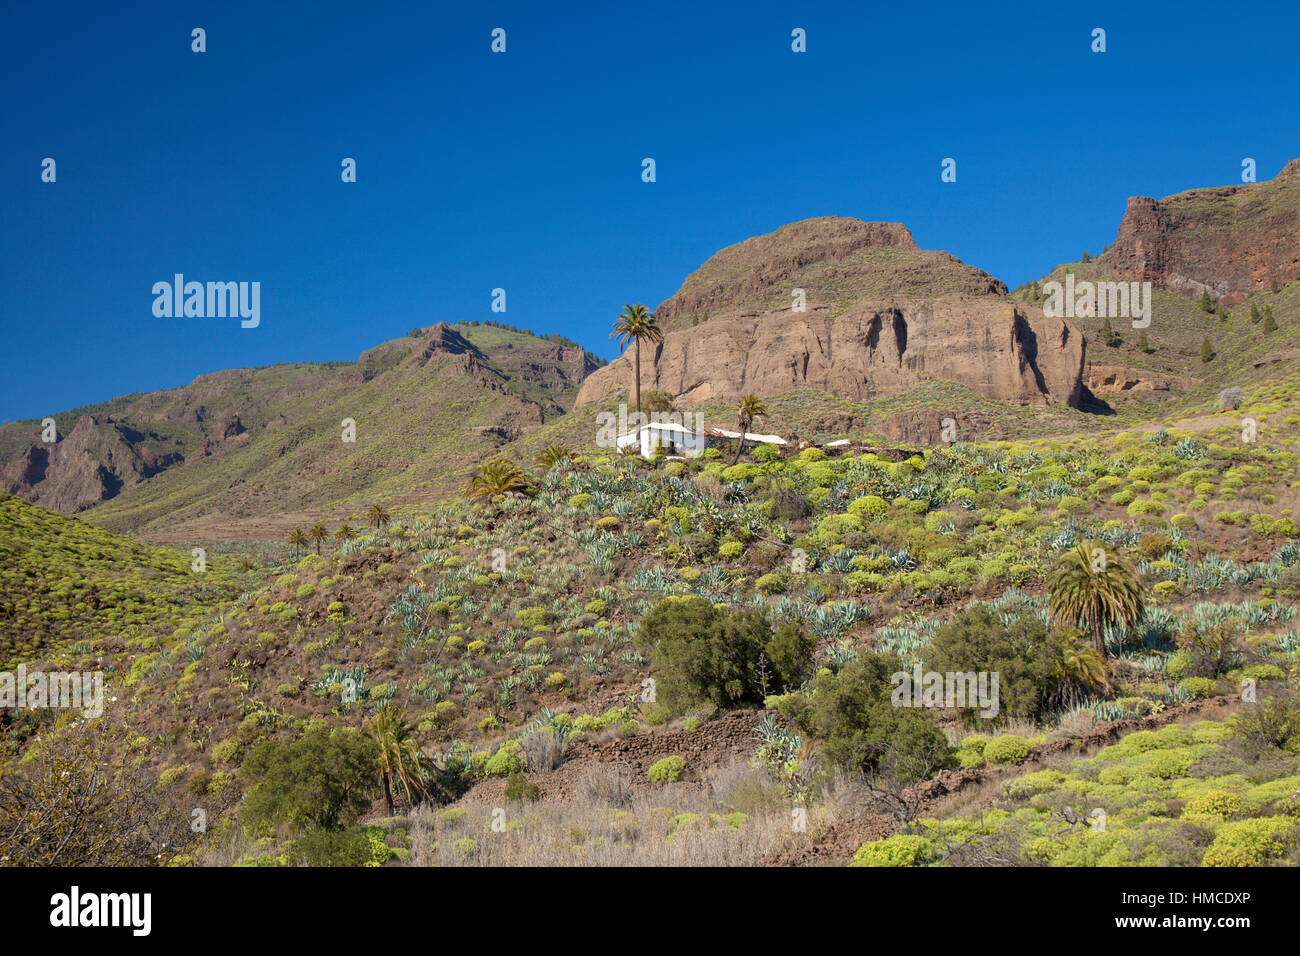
1084, 364, 1198, 396
654, 217, 1007, 331
576, 217, 1085, 410
577, 294, 1084, 409
1100, 158, 1300, 304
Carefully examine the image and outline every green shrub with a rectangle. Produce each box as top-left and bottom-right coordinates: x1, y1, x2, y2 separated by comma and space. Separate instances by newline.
241, 727, 379, 833
644, 597, 811, 711
848, 495, 890, 518
722, 463, 762, 483
983, 735, 1032, 765
851, 833, 938, 867
783, 653, 953, 778
648, 756, 688, 783
925, 605, 1084, 724
485, 740, 525, 777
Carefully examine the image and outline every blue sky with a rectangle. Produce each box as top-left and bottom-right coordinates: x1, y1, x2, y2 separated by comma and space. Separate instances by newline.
3, 1, 1299, 422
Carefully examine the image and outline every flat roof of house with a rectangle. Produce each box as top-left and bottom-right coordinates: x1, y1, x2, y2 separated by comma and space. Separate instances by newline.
710, 428, 788, 444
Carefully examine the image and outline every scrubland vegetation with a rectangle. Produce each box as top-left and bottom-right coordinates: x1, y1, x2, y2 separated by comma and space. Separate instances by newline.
5, 365, 1300, 868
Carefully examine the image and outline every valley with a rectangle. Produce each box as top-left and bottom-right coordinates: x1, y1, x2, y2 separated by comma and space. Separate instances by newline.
4, 161, 1300, 870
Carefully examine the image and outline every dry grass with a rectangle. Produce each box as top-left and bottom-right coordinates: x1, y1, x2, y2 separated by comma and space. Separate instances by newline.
406, 759, 821, 865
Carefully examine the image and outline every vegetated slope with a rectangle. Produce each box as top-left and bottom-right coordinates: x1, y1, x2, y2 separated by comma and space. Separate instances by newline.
51, 363, 1296, 865
574, 217, 1086, 410
0, 323, 602, 538
0, 491, 246, 669
849, 707, 1300, 868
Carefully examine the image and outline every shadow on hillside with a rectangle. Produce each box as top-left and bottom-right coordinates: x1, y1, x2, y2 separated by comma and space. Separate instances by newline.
1076, 386, 1115, 415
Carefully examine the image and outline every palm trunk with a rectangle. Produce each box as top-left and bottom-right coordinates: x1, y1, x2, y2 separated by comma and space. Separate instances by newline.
731, 415, 748, 465
383, 771, 394, 815
633, 339, 642, 412
1092, 615, 1107, 658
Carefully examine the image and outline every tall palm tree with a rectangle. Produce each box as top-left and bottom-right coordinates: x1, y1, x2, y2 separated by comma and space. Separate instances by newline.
335, 524, 357, 544
367, 504, 391, 531
731, 393, 769, 465
1047, 539, 1145, 658
286, 528, 308, 561
611, 303, 664, 413
307, 522, 329, 555
366, 702, 429, 815
466, 459, 530, 499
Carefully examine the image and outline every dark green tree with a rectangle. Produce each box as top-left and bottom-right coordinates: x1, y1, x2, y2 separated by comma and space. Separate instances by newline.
644, 597, 811, 711
779, 652, 954, 778
241, 727, 379, 833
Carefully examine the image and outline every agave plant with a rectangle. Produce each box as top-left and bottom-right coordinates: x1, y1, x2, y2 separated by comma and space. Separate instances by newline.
1173, 437, 1207, 460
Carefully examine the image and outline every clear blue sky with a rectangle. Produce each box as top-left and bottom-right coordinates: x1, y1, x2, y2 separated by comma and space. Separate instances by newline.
3, 1, 1299, 423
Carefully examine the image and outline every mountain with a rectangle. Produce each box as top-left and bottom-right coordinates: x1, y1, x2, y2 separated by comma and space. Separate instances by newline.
1101, 158, 1300, 304
0, 323, 602, 538
575, 217, 1086, 409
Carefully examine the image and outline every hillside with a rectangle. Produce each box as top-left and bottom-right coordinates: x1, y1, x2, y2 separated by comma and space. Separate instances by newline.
0, 323, 602, 540
0, 491, 248, 670
3, 363, 1294, 865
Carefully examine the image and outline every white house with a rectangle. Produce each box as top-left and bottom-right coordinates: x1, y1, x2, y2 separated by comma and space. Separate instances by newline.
617, 421, 707, 459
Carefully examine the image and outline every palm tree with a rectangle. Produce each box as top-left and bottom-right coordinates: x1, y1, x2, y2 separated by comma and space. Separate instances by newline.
1047, 539, 1145, 658
366, 702, 429, 815
367, 503, 391, 531
1054, 627, 1112, 700
731, 393, 769, 465
536, 444, 573, 470
610, 303, 664, 413
307, 522, 329, 555
335, 524, 357, 544
466, 459, 530, 499
286, 528, 308, 560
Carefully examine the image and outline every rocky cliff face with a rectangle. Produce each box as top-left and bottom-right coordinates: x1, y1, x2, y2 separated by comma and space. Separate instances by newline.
575, 218, 1085, 409
1, 415, 164, 512
1100, 158, 1300, 304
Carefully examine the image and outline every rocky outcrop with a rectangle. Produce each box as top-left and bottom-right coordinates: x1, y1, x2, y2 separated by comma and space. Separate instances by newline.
576, 217, 1085, 409
1101, 158, 1300, 304
1084, 364, 1197, 396
654, 217, 1007, 331
576, 294, 1085, 409
2, 416, 146, 512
